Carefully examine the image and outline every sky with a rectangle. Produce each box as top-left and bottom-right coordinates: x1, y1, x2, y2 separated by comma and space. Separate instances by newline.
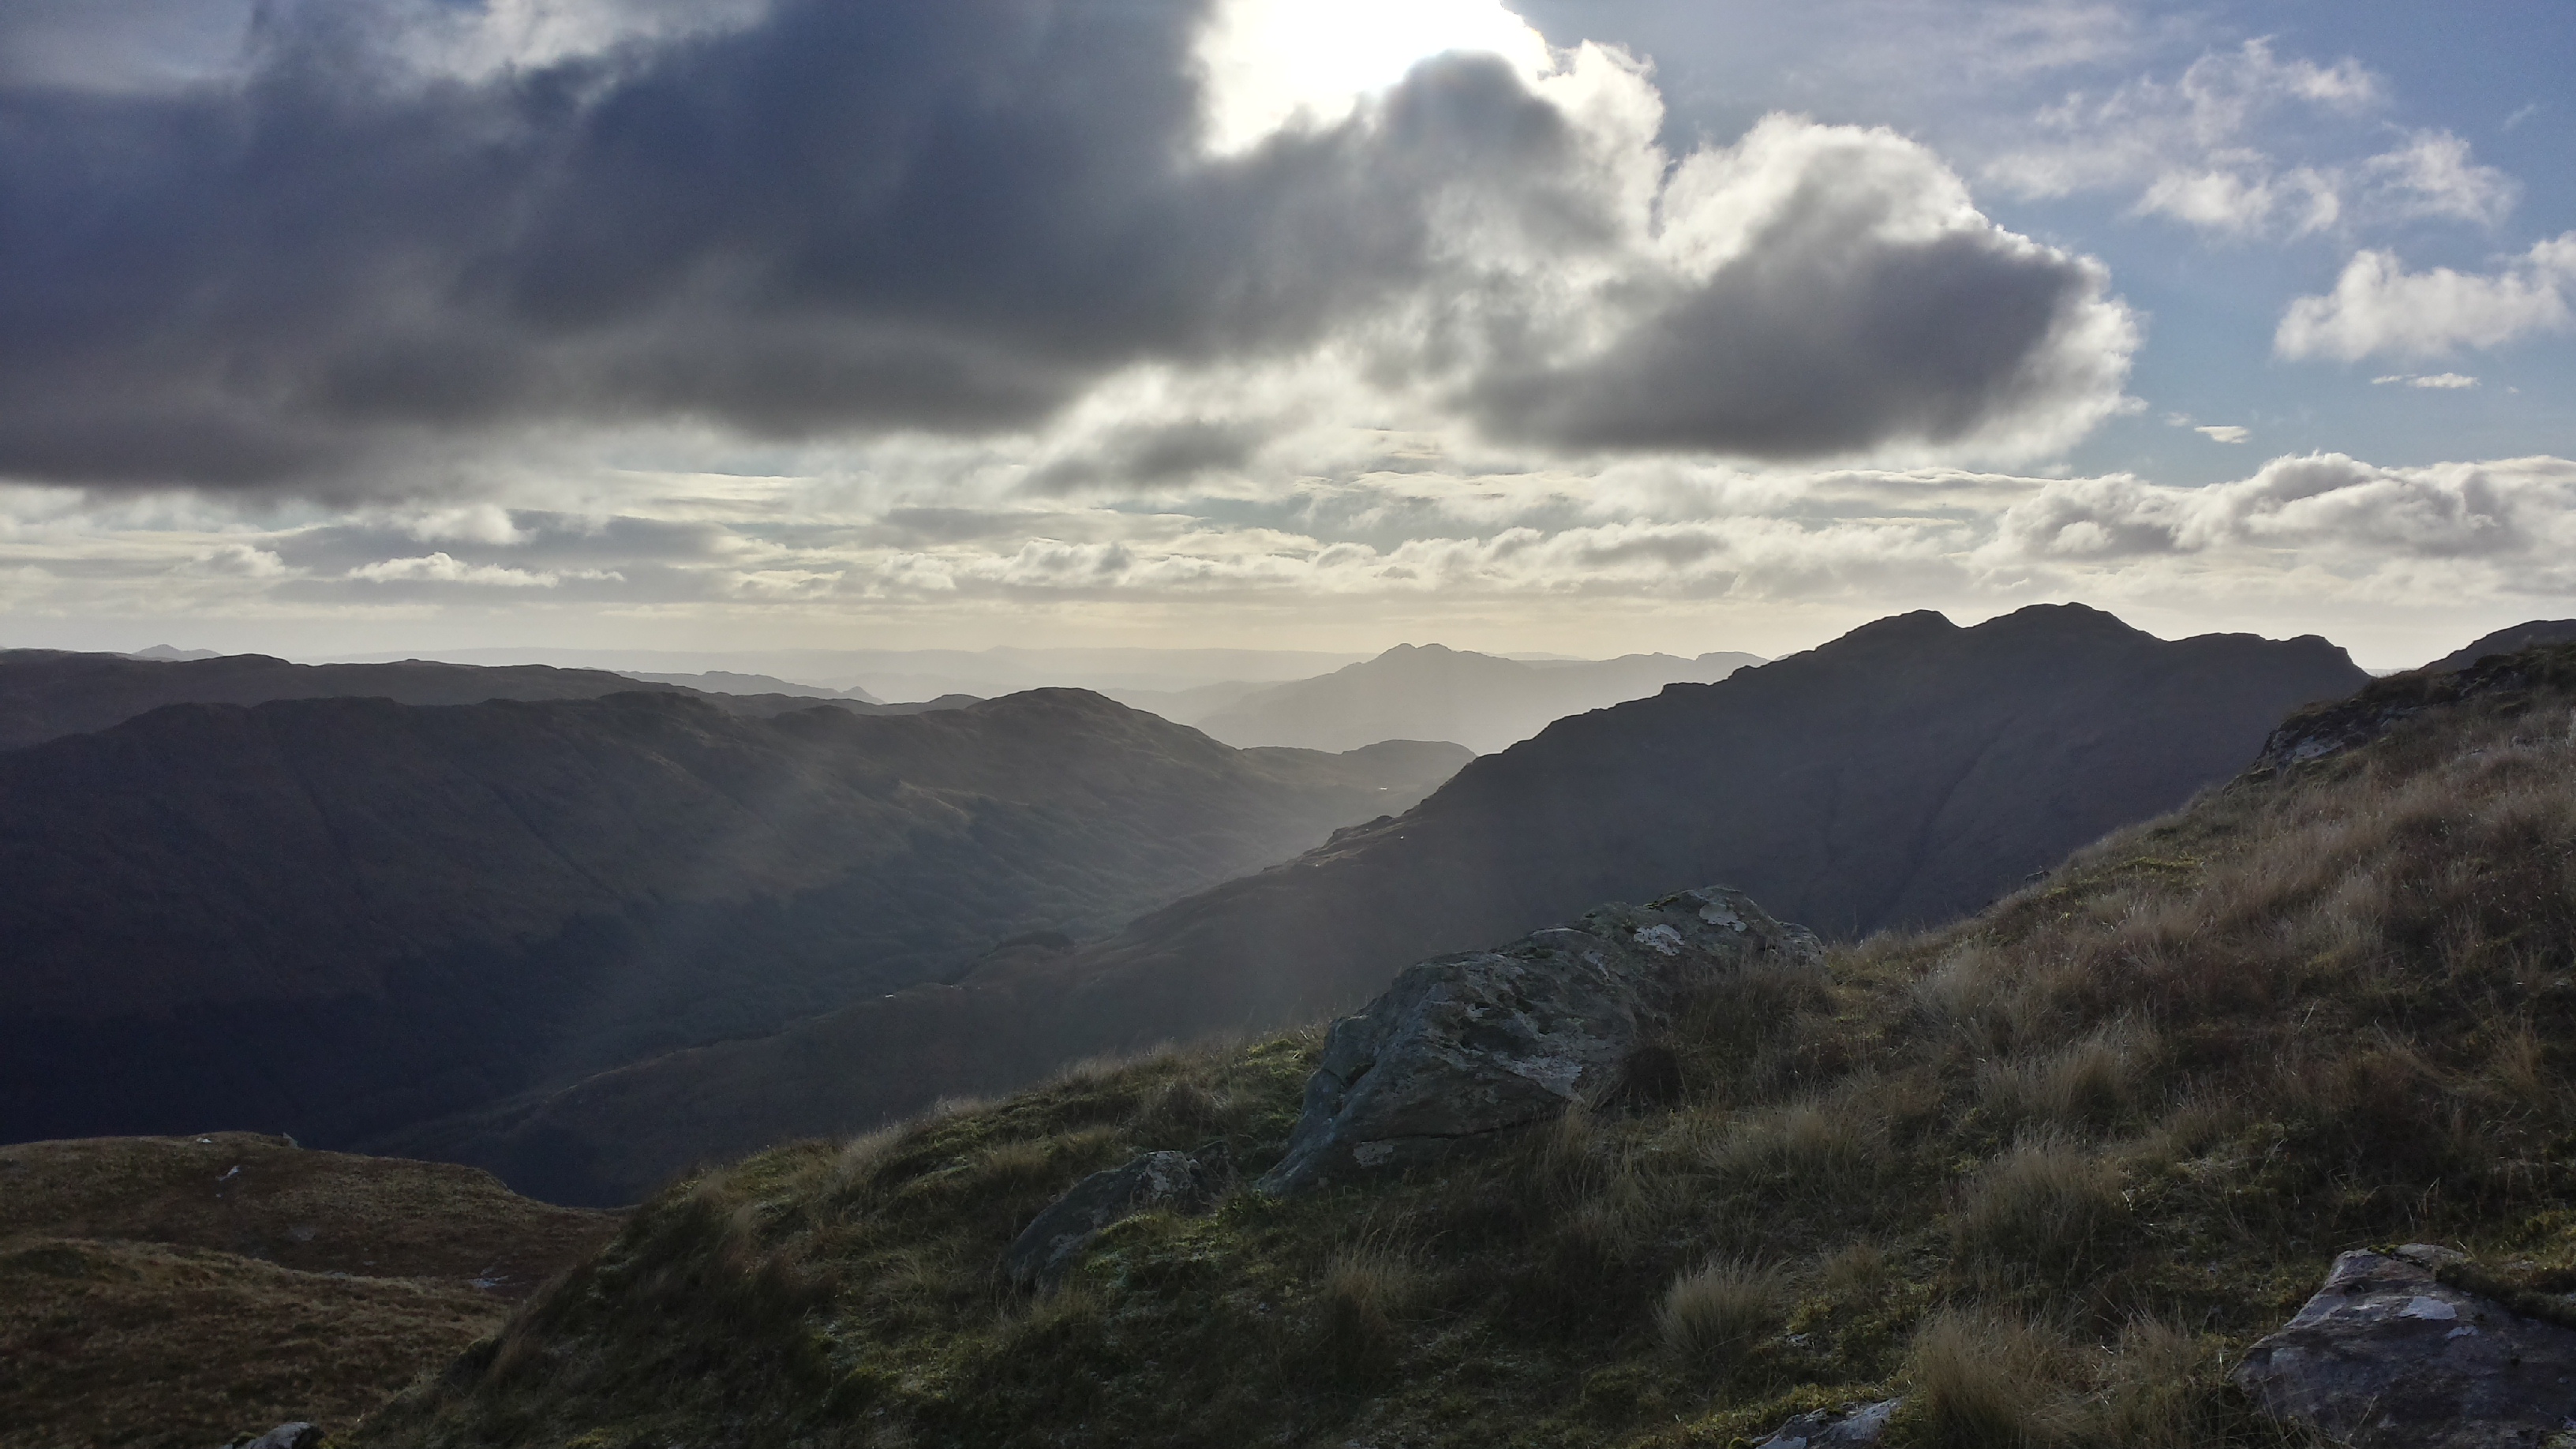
0, 0, 2570, 669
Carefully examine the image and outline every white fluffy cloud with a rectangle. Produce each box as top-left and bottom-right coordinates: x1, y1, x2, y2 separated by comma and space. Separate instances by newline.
1992, 453, 2576, 564
1984, 39, 2514, 242
2278, 234, 2576, 360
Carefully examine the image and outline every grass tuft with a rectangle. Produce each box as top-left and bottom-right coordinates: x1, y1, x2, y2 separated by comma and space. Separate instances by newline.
1656, 1256, 1788, 1375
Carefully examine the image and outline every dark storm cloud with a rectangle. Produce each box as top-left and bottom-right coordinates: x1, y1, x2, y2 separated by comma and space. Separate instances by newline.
0, 0, 2130, 496
1472, 188, 2097, 452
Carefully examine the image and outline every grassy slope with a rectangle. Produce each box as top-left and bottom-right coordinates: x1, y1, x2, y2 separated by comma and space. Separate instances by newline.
0, 1134, 617, 1447
369, 651, 2576, 1449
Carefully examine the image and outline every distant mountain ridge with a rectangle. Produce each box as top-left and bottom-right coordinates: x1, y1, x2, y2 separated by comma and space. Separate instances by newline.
403, 604, 2369, 1203
620, 669, 885, 702
1185, 643, 1765, 753
0, 689, 1466, 1158
0, 650, 980, 752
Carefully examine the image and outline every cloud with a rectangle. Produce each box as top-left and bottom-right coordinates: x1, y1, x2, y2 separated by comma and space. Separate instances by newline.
1992, 453, 2576, 563
346, 552, 612, 587
2359, 130, 2518, 227
2194, 425, 2249, 443
1465, 114, 2136, 459
2372, 373, 2480, 389
0, 0, 2133, 497
2277, 234, 2576, 360
1985, 42, 2517, 242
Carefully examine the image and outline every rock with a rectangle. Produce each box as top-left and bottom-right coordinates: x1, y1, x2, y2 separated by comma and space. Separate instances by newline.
1002, 1142, 1232, 1290
1255, 886, 1822, 1196
236, 1425, 322, 1449
2232, 1249, 2576, 1448
1754, 1397, 1900, 1447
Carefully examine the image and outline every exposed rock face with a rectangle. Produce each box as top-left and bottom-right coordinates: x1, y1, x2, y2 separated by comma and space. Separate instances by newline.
1256, 887, 1821, 1195
1002, 1144, 1233, 1290
1754, 1397, 1900, 1447
237, 1424, 323, 1449
2233, 1248, 2576, 1448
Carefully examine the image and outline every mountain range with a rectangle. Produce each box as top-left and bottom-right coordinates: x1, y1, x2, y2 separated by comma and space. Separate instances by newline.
391, 604, 2369, 1203
0, 649, 971, 754
1169, 643, 1765, 754
0, 687, 1466, 1159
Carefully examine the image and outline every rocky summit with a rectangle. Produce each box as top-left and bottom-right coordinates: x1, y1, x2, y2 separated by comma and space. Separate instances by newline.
1259, 886, 1821, 1194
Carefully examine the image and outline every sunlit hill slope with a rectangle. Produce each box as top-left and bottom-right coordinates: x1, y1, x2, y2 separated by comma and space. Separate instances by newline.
366, 642, 2576, 1448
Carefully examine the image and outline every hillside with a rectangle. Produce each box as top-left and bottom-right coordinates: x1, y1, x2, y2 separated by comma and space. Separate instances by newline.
0, 1132, 615, 1449
2425, 618, 2576, 673
1189, 643, 1763, 753
0, 691, 1466, 1160
436, 605, 2368, 1204
361, 639, 2576, 1449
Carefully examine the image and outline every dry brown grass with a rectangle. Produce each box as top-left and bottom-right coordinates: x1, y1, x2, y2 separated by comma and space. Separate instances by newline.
1908, 1307, 2072, 1447
1312, 1241, 1428, 1383
1657, 1256, 1788, 1373
0, 1133, 616, 1448
1954, 1133, 2130, 1285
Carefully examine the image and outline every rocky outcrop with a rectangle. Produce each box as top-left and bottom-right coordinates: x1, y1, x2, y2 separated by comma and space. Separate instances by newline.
2232, 1247, 2576, 1448
234, 1424, 323, 1449
1754, 1398, 1900, 1447
1002, 1144, 1233, 1290
2252, 639, 2576, 774
1256, 887, 1821, 1195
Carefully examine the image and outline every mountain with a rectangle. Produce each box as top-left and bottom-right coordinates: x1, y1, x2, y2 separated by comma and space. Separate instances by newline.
365, 639, 2576, 1449
2424, 618, 2576, 673
0, 650, 993, 751
0, 649, 708, 751
399, 604, 2366, 1204
0, 1131, 616, 1449
0, 690, 1467, 1159
1186, 643, 1765, 753
124, 644, 221, 661
621, 668, 885, 702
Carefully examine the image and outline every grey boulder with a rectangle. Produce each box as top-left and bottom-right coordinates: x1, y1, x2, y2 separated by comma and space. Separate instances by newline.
235, 1426, 322, 1449
1002, 1143, 1231, 1290
1754, 1397, 1900, 1447
2233, 1248, 2576, 1447
1256, 886, 1821, 1196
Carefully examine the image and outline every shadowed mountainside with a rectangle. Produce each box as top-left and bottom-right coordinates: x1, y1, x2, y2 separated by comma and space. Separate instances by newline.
0, 649, 972, 752
0, 689, 1466, 1158
0, 1132, 616, 1449
1188, 643, 1763, 753
402, 604, 2367, 1204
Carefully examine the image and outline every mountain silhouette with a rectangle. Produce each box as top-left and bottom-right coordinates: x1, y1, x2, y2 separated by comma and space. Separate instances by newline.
0, 688, 1465, 1157
1188, 644, 1762, 753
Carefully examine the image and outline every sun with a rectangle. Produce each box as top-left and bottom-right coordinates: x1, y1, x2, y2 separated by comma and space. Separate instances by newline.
1193, 0, 1556, 155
